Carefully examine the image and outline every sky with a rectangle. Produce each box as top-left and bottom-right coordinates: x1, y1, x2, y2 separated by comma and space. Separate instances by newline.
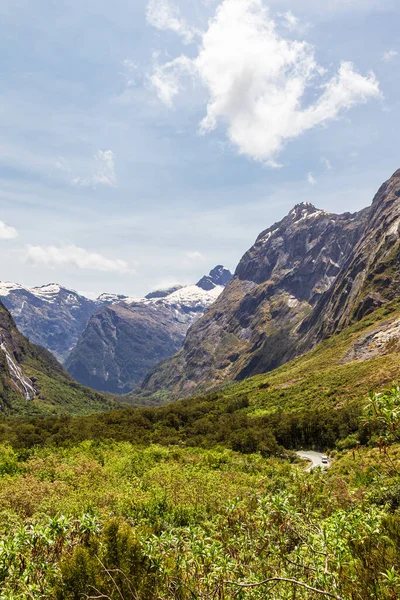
0, 0, 399, 298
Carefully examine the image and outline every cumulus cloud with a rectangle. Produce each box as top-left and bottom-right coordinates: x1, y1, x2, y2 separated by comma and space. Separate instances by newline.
0, 221, 18, 239
382, 49, 398, 62
25, 244, 133, 274
146, 0, 195, 44
148, 0, 381, 165
72, 150, 117, 188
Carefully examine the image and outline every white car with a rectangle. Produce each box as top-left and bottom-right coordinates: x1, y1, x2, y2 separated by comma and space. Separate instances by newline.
321, 456, 329, 465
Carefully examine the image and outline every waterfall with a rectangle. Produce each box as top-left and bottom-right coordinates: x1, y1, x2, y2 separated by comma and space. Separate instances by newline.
0, 339, 36, 400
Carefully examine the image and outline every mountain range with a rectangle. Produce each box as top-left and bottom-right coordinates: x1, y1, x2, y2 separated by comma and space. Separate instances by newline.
1, 170, 400, 414
0, 283, 127, 363
65, 266, 233, 394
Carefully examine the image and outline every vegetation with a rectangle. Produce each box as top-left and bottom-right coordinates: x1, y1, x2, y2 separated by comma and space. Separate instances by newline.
0, 386, 398, 598
0, 429, 399, 598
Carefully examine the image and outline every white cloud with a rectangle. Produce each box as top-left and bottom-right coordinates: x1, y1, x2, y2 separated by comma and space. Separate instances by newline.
72, 150, 117, 188
150, 54, 194, 107
186, 251, 204, 260
146, 0, 195, 44
382, 49, 398, 62
307, 172, 316, 185
25, 244, 133, 274
0, 220, 18, 239
149, 0, 381, 165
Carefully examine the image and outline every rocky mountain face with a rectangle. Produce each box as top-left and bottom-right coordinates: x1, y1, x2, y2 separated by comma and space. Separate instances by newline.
0, 283, 127, 363
299, 169, 400, 346
140, 201, 372, 400
65, 267, 233, 394
0, 300, 111, 414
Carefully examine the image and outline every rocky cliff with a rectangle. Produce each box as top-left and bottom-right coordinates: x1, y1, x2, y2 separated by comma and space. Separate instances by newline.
65, 267, 232, 394
299, 168, 400, 345
140, 202, 371, 400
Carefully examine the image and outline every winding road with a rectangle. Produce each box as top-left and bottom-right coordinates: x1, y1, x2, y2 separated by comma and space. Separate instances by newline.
296, 451, 329, 471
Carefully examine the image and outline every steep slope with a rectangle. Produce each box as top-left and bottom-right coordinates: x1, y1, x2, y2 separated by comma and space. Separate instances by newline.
299, 168, 400, 345
0, 283, 127, 363
65, 267, 232, 394
0, 301, 112, 416
140, 203, 369, 401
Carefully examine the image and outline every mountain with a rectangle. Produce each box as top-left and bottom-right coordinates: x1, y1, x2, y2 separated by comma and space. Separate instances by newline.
0, 300, 112, 415
139, 200, 373, 400
299, 168, 400, 345
65, 266, 233, 394
0, 283, 127, 363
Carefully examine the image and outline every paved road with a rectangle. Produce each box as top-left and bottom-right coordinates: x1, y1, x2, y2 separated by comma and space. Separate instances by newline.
296, 451, 329, 471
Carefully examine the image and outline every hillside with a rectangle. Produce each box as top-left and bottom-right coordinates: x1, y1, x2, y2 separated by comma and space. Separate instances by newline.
0, 300, 113, 416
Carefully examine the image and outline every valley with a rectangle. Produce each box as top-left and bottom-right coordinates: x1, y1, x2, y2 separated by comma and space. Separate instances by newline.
0, 171, 399, 599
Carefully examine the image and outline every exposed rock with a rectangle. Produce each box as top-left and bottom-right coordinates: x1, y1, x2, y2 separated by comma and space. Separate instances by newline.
341, 317, 400, 364
299, 169, 400, 345
197, 265, 233, 291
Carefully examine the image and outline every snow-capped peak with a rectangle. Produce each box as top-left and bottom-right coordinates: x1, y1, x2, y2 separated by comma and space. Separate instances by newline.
0, 282, 25, 296
31, 283, 62, 296
97, 293, 129, 304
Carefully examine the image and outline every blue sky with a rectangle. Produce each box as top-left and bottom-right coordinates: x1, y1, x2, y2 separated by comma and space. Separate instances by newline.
0, 0, 399, 298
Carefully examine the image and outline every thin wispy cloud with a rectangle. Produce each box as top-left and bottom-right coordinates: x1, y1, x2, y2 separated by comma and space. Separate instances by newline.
279, 10, 300, 31
321, 157, 332, 171
146, 0, 196, 44
307, 172, 316, 185
382, 49, 398, 62
148, 0, 381, 166
26, 244, 133, 274
72, 150, 117, 188
186, 251, 204, 260
0, 221, 18, 240
122, 59, 138, 87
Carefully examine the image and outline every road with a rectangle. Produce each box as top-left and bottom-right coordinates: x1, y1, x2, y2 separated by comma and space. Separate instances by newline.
296, 451, 329, 471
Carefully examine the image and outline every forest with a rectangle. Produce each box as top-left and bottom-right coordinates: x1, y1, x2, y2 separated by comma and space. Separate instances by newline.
0, 386, 399, 599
